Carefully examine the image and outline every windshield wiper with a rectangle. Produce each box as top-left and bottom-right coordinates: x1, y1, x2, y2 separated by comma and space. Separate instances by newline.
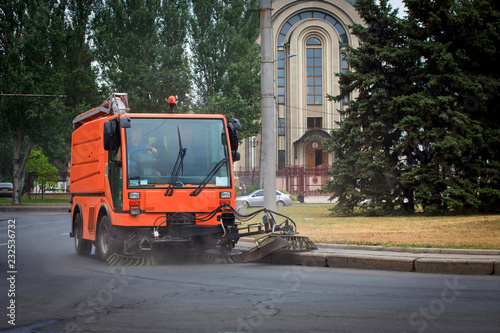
165, 127, 187, 197
190, 158, 228, 197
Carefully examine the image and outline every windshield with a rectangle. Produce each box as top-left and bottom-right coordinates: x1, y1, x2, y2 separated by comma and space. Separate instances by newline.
125, 118, 230, 188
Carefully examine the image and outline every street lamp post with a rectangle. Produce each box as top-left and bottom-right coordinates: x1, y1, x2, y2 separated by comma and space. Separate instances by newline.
260, 0, 276, 212
251, 137, 259, 186
251, 137, 259, 169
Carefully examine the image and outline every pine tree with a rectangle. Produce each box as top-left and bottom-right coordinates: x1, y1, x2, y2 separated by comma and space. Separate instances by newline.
323, 0, 409, 215
399, 0, 500, 213
324, 0, 500, 215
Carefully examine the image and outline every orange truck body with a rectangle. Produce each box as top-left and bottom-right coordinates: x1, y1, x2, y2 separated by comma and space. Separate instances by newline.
69, 94, 242, 260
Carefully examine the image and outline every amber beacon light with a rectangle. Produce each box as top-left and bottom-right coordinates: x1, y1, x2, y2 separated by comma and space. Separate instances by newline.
168, 95, 176, 113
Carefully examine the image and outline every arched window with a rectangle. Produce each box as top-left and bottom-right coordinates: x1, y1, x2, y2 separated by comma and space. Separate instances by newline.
307, 38, 322, 105
277, 11, 349, 105
278, 11, 348, 47
306, 37, 321, 45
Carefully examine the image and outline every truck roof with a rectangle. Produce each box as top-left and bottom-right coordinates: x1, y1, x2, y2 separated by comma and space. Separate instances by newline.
72, 93, 226, 129
72, 93, 129, 129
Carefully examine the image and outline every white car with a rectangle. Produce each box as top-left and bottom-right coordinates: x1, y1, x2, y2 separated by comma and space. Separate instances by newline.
0, 182, 13, 198
236, 189, 293, 208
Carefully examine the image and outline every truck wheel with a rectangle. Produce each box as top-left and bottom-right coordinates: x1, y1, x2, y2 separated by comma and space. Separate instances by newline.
74, 212, 92, 255
97, 216, 116, 261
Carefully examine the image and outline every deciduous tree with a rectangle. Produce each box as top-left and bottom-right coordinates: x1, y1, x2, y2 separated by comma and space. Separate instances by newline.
189, 0, 261, 138
27, 150, 59, 198
91, 0, 192, 112
0, 0, 99, 204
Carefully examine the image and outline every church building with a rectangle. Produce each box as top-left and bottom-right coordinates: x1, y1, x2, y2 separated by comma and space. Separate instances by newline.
235, 0, 363, 193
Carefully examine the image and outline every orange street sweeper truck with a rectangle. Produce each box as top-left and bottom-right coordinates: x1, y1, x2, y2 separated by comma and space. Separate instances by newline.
69, 93, 316, 265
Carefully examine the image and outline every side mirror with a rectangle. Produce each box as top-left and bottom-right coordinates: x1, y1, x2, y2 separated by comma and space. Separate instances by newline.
230, 117, 242, 131
104, 116, 130, 151
227, 117, 242, 152
103, 119, 120, 151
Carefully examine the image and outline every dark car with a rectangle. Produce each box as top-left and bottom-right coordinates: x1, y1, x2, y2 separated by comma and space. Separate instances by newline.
0, 182, 13, 198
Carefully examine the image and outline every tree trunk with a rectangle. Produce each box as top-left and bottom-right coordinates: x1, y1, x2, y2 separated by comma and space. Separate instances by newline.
403, 187, 415, 213
11, 130, 34, 205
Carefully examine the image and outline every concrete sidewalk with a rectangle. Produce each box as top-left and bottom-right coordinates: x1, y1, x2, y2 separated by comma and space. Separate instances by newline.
0, 204, 71, 212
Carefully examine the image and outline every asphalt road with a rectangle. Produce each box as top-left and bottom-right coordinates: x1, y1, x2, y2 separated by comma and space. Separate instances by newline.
0, 211, 499, 333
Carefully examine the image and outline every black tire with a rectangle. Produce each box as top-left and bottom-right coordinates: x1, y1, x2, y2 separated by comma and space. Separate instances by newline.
96, 216, 116, 261
277, 200, 285, 207
245, 201, 250, 209
74, 212, 92, 255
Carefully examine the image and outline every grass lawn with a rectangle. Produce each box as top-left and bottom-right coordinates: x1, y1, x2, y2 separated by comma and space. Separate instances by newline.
249, 205, 500, 250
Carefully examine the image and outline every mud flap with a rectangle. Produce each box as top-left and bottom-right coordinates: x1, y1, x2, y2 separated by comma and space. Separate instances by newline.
243, 236, 290, 263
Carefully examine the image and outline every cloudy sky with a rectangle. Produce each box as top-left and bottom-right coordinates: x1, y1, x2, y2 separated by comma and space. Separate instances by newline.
387, 0, 406, 16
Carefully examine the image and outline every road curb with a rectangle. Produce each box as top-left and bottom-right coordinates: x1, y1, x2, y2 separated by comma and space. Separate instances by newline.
494, 261, 500, 276
325, 254, 416, 272
254, 248, 500, 276
414, 258, 495, 275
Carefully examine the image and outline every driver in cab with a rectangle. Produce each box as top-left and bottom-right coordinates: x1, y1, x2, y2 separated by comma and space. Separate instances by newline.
127, 127, 161, 177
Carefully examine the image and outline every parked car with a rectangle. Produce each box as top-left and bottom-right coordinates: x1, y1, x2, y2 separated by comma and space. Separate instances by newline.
0, 182, 13, 198
236, 189, 293, 208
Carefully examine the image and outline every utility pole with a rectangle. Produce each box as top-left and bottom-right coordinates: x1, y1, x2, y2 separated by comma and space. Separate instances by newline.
260, 0, 277, 213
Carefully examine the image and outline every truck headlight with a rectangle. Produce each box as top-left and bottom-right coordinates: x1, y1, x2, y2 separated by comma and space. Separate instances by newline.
129, 200, 141, 216
129, 192, 140, 199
